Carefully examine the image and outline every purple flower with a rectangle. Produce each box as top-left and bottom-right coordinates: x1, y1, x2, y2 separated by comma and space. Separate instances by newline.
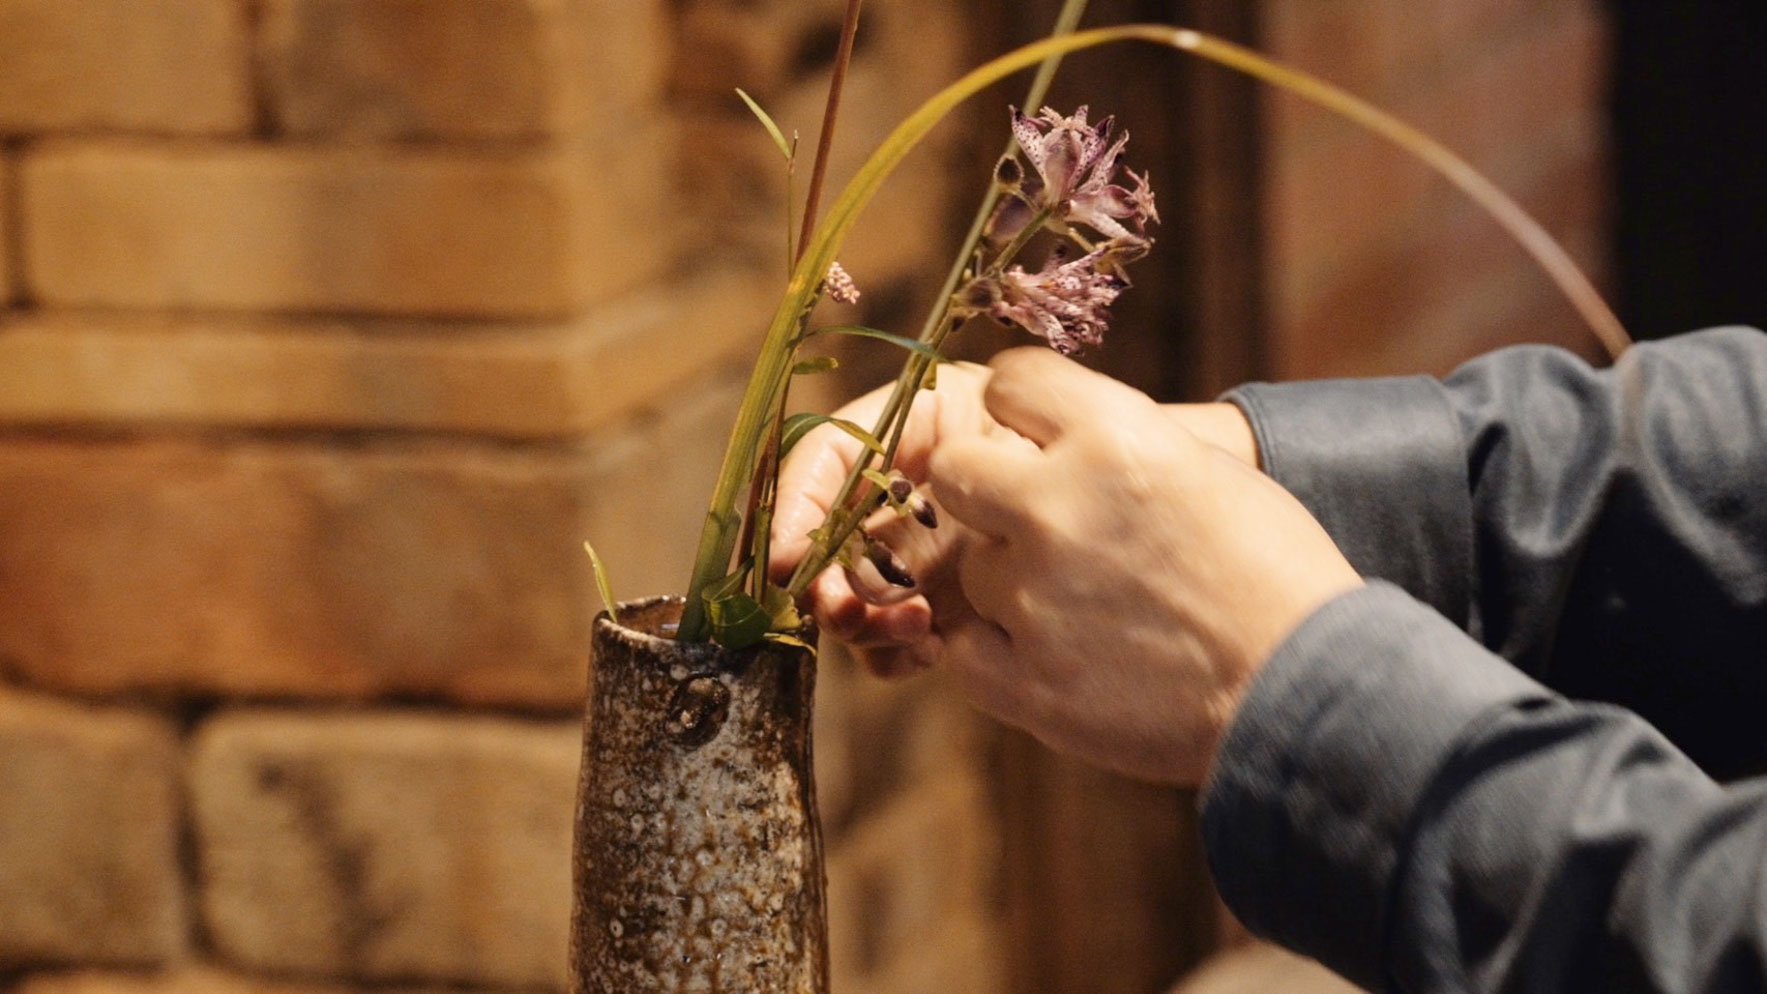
963, 240, 1142, 356
989, 106, 1159, 244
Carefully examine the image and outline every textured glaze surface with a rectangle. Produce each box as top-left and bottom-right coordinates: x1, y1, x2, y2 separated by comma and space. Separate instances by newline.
570, 598, 827, 994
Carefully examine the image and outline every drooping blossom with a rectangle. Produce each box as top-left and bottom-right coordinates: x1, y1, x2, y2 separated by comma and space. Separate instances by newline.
961, 240, 1143, 356
822, 261, 861, 304
987, 105, 1159, 245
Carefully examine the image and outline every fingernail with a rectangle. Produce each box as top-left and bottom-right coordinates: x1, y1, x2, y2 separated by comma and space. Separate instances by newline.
865, 539, 916, 588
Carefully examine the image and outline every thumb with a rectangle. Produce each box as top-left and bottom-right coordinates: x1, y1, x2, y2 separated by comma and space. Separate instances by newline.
983, 347, 1146, 447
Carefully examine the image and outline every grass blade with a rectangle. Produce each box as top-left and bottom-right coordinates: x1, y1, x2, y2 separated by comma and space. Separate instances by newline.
735, 87, 794, 161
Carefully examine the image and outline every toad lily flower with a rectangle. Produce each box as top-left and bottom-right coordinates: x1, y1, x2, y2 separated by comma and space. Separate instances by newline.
987, 105, 1160, 245
960, 240, 1143, 356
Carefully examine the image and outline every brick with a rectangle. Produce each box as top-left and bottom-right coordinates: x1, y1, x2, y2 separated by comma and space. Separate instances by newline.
674, 0, 967, 286
21, 142, 667, 319
1168, 942, 1364, 994
1, 152, 13, 306
0, 0, 251, 136
261, 0, 570, 142
0, 372, 742, 708
0, 265, 775, 439
189, 710, 579, 987
556, 0, 670, 133
0, 688, 184, 966
15, 969, 359, 994
13, 966, 509, 994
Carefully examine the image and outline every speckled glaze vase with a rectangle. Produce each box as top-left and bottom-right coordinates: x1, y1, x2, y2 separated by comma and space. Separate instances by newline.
570, 596, 828, 994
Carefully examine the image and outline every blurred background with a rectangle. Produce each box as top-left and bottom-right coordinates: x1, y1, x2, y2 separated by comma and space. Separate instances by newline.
0, 2, 1760, 994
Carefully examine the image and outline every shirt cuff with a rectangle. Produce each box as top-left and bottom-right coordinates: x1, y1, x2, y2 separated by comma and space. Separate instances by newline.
1224, 376, 1475, 628
1200, 582, 1552, 990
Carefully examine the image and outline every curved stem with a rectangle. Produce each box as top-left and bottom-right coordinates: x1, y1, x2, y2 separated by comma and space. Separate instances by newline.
1170, 30, 1630, 360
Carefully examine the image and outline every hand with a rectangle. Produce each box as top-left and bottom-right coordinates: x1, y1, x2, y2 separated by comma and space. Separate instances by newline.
770, 362, 1001, 677
926, 348, 1362, 786
772, 357, 1265, 676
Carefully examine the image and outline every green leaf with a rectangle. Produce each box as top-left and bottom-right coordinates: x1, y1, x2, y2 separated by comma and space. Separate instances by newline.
705, 589, 771, 650
735, 87, 794, 162
704, 563, 750, 602
779, 413, 887, 459
761, 583, 802, 632
792, 356, 841, 376
762, 632, 817, 655
582, 540, 619, 626
811, 325, 949, 364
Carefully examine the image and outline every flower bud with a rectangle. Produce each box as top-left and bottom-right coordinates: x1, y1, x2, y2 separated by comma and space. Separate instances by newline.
908, 493, 939, 529
994, 154, 1024, 190
822, 261, 861, 304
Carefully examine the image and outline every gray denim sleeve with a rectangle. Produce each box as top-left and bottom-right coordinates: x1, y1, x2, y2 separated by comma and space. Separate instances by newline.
1202, 581, 1767, 994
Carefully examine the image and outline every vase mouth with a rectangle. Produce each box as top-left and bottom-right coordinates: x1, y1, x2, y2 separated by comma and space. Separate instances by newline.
595, 594, 683, 636
592, 595, 818, 663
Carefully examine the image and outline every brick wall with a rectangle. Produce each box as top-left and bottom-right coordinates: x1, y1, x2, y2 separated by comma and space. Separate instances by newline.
1260, 0, 1613, 379
0, 2, 1621, 991
0, 2, 997, 992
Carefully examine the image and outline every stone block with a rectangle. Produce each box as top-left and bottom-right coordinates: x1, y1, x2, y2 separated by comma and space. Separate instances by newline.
0, 369, 741, 708
0, 0, 251, 136
188, 709, 580, 988
20, 143, 644, 319
261, 0, 569, 142
0, 264, 774, 438
0, 688, 184, 966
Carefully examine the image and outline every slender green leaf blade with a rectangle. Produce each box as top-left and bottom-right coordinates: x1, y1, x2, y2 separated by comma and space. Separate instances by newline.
735, 87, 794, 162
582, 540, 619, 626
812, 325, 948, 363
762, 632, 817, 654
779, 413, 887, 459
706, 590, 771, 649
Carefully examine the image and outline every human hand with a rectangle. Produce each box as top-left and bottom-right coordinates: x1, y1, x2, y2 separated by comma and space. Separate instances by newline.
770, 362, 1001, 677
926, 348, 1362, 786
772, 358, 1265, 677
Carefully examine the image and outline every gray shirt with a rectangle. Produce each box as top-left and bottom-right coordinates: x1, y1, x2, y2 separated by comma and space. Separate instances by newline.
1206, 326, 1767, 993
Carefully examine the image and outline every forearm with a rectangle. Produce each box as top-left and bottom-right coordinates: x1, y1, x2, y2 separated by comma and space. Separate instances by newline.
1204, 582, 1767, 993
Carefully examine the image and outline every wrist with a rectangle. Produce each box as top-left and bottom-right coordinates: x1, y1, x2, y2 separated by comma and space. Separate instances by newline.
1163, 402, 1260, 469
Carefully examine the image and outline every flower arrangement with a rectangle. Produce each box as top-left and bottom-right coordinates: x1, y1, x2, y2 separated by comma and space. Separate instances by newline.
586, 1, 1629, 650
